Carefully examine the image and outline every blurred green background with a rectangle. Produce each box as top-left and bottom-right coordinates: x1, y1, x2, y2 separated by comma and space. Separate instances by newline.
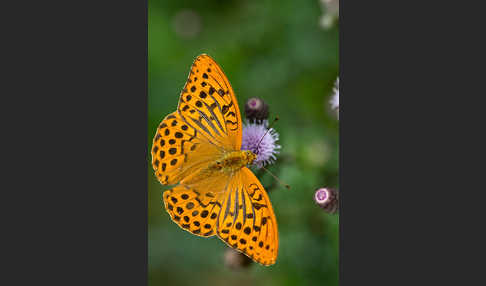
148, 0, 339, 285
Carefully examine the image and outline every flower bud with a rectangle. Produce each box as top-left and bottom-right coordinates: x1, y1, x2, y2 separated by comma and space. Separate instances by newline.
224, 248, 252, 269
245, 97, 269, 123
314, 187, 339, 214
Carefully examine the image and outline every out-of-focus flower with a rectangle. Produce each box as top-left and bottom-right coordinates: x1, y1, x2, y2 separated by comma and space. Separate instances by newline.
224, 248, 252, 269
172, 10, 202, 39
304, 139, 330, 167
330, 77, 339, 118
241, 120, 281, 168
319, 0, 339, 29
330, 77, 339, 110
245, 97, 269, 123
314, 187, 339, 214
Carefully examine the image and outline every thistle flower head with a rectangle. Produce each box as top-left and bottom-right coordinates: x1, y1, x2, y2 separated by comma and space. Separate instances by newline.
241, 120, 280, 168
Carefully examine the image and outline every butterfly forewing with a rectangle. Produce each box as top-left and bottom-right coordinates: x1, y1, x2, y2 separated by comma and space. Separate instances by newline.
151, 111, 221, 185
176, 54, 242, 151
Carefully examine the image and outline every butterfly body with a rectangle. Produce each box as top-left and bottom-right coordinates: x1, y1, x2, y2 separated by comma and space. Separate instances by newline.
152, 54, 278, 266
177, 150, 256, 186
215, 150, 257, 173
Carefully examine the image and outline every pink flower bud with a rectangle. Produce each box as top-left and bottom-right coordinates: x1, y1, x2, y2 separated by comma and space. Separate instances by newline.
314, 187, 339, 214
245, 97, 269, 123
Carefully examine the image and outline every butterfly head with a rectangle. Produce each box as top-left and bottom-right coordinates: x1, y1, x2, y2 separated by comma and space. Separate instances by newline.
242, 150, 257, 166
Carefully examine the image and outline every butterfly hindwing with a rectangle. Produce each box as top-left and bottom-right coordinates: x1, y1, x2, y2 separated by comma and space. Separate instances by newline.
163, 184, 223, 237
177, 54, 242, 151
216, 167, 279, 266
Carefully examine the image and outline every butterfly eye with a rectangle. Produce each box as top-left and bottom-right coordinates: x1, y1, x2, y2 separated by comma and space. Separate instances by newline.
215, 161, 223, 170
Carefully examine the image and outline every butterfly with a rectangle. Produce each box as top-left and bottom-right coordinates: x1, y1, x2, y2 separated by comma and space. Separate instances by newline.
151, 54, 278, 266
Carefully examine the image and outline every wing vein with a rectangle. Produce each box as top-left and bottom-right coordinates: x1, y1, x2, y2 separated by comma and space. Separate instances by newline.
211, 67, 231, 94
202, 100, 226, 135
233, 186, 239, 225
197, 109, 222, 137
241, 186, 247, 226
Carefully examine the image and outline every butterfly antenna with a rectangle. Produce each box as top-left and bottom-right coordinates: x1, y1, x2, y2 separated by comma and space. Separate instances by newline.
261, 165, 290, 190
255, 116, 279, 155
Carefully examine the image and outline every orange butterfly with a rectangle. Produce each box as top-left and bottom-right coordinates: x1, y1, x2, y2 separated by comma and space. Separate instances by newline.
151, 54, 278, 266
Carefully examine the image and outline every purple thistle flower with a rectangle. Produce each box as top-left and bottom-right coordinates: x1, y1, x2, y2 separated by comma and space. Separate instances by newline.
241, 120, 281, 168
314, 187, 339, 214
